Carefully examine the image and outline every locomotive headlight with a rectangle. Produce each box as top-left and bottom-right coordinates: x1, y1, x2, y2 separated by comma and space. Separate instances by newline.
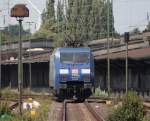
81, 69, 90, 74
60, 69, 69, 74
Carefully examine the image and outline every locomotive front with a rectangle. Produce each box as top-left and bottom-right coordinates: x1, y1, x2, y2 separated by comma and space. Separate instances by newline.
58, 48, 94, 99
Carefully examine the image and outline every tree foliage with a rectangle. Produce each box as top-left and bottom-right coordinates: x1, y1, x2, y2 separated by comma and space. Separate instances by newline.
147, 21, 150, 31
0, 25, 30, 43
36, 0, 115, 47
33, 0, 56, 40
130, 28, 141, 35
62, 0, 115, 47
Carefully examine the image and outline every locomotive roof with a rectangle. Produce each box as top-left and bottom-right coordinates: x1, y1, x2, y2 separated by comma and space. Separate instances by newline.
56, 47, 91, 52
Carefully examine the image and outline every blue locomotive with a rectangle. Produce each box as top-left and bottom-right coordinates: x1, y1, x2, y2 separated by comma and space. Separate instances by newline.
49, 47, 94, 99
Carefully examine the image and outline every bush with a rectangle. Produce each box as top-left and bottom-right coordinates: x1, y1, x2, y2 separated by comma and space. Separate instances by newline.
0, 102, 11, 116
107, 91, 145, 121
143, 116, 150, 121
93, 88, 108, 97
1, 88, 18, 98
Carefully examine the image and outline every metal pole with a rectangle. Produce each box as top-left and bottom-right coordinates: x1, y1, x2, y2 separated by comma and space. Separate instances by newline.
111, 0, 114, 42
0, 27, 4, 92
7, 0, 10, 32
29, 45, 32, 89
18, 19, 23, 115
125, 42, 128, 93
26, 22, 33, 89
0, 30, 1, 90
107, 0, 111, 96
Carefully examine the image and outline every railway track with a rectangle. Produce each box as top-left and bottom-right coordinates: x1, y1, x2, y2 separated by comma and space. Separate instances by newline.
0, 98, 18, 102
0, 94, 51, 99
48, 96, 150, 121
0, 94, 50, 111
62, 100, 67, 121
0, 94, 51, 112
0, 98, 18, 111
61, 100, 105, 121
85, 99, 106, 121
9, 102, 18, 110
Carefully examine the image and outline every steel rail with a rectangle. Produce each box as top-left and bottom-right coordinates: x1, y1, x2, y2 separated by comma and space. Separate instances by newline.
85, 100, 106, 121
9, 102, 18, 110
62, 100, 67, 121
1, 94, 51, 99
0, 98, 18, 102
0, 98, 18, 110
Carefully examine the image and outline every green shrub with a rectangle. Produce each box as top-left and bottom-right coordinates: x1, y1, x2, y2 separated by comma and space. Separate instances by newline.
1, 88, 18, 98
0, 102, 11, 116
143, 116, 150, 121
107, 91, 145, 121
93, 88, 108, 97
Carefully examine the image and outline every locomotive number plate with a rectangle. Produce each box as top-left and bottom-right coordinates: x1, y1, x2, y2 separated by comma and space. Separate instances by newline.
71, 69, 79, 80
71, 69, 78, 74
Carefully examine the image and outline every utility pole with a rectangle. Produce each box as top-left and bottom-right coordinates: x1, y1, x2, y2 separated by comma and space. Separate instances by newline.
126, 41, 128, 93
7, 0, 10, 31
0, 28, 2, 91
26, 21, 34, 89
0, 16, 5, 93
107, 0, 111, 96
111, 0, 114, 42
124, 32, 130, 93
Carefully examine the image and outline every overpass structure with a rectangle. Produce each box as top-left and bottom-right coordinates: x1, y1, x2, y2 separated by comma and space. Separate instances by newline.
1, 38, 53, 88
91, 32, 150, 94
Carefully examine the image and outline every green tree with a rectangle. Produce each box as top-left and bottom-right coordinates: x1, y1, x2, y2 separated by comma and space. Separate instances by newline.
57, 0, 63, 22
81, 0, 93, 41
0, 25, 30, 43
0, 31, 10, 42
64, 0, 83, 47
45, 0, 55, 22
33, 0, 56, 40
4, 25, 30, 41
54, 0, 66, 46
62, 0, 115, 47
130, 28, 140, 35
146, 21, 150, 31
37, 0, 116, 47
90, 0, 105, 39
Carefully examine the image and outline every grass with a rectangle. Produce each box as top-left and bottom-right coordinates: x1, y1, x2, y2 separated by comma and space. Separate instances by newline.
0, 87, 18, 98
1, 97, 52, 121
0, 88, 52, 121
93, 88, 108, 97
12, 98, 51, 121
0, 88, 51, 98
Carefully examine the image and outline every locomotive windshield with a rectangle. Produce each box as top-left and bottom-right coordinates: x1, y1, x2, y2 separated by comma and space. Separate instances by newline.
60, 52, 89, 64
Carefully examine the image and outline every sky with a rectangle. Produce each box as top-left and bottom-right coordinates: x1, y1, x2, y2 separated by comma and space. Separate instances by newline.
0, 0, 150, 34
113, 0, 150, 33
0, 0, 47, 32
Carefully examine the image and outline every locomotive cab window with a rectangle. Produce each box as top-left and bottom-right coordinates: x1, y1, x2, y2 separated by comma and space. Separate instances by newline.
60, 52, 89, 64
